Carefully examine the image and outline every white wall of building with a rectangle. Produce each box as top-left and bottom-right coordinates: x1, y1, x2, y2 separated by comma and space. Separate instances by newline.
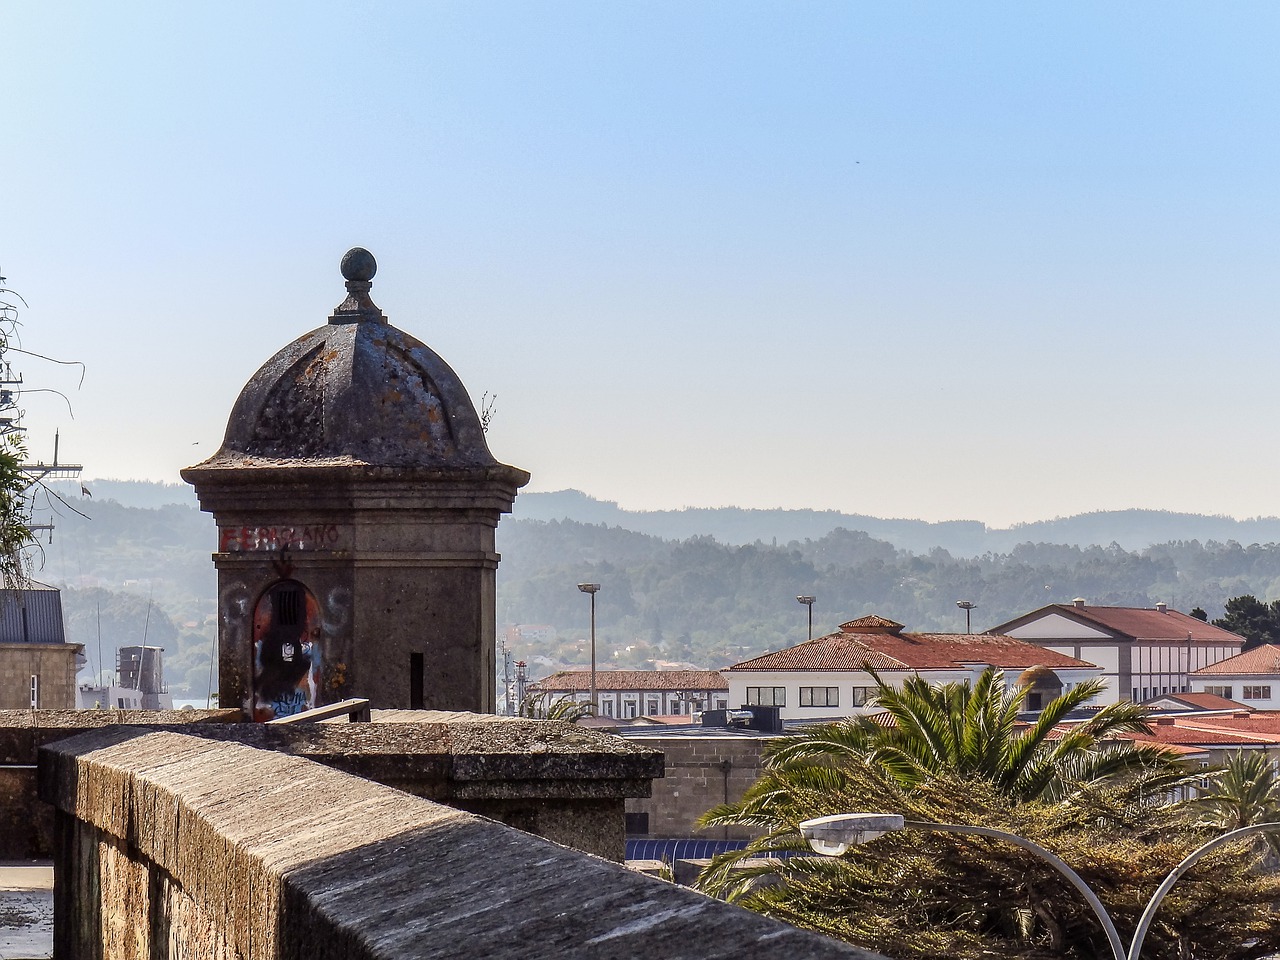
1189, 674, 1280, 710
725, 665, 1103, 721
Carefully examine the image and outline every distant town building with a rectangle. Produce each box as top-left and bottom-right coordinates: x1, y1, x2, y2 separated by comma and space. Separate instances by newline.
1188, 642, 1280, 710
78, 645, 175, 711
0, 584, 82, 709
530, 669, 729, 719
723, 614, 1100, 720
989, 600, 1246, 704
504, 624, 557, 646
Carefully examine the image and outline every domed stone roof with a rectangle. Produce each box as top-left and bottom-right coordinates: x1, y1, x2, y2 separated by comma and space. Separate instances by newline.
197, 249, 521, 475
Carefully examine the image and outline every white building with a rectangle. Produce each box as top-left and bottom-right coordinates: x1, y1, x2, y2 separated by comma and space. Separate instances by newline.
989, 600, 1246, 704
1189, 643, 1280, 710
723, 614, 1101, 721
529, 669, 729, 720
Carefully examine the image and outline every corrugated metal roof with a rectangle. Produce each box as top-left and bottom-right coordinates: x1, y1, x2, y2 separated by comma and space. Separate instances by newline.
0, 588, 67, 645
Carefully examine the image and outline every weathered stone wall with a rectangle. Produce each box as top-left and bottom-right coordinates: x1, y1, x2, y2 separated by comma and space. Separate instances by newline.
177, 712, 664, 860
0, 708, 239, 859
624, 735, 769, 839
0, 643, 82, 709
41, 728, 885, 960
0, 709, 654, 863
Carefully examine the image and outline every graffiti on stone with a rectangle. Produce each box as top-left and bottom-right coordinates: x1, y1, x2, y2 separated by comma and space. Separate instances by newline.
220, 524, 344, 553
251, 579, 323, 721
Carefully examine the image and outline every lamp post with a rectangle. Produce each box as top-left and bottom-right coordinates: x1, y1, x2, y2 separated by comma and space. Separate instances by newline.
799, 813, 1280, 960
577, 583, 600, 711
956, 600, 976, 634
796, 595, 815, 641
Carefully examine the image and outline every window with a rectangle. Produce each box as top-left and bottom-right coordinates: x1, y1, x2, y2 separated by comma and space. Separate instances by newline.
746, 687, 786, 707
799, 687, 839, 707
1243, 685, 1272, 700
713, 697, 728, 710
410, 653, 424, 710
646, 697, 660, 715
625, 812, 650, 836
601, 699, 615, 717
624, 700, 638, 718
852, 686, 876, 708
1205, 685, 1233, 700
1132, 688, 1139, 703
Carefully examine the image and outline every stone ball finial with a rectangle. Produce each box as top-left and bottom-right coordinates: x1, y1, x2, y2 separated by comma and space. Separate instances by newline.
341, 247, 377, 283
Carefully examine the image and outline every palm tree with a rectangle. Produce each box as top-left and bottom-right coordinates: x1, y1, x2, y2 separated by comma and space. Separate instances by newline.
1189, 749, 1280, 834
517, 691, 594, 722
689, 670, 1273, 959
762, 668, 1186, 803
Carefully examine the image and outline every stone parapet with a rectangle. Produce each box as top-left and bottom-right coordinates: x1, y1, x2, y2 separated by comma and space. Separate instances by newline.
40, 728, 885, 960
179, 713, 665, 859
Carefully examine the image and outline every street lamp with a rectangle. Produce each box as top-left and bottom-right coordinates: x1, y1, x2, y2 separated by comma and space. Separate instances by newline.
796, 595, 815, 641
799, 813, 1280, 960
956, 600, 977, 635
577, 583, 600, 711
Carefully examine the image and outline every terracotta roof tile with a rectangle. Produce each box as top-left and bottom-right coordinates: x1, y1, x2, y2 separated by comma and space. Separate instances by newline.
727, 622, 1096, 673
1126, 726, 1273, 747
1193, 643, 1280, 677
530, 669, 728, 692
997, 604, 1245, 644
1169, 713, 1280, 736
1154, 692, 1249, 710
839, 615, 904, 633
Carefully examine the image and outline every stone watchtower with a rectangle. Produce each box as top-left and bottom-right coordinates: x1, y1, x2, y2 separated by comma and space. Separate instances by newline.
182, 249, 528, 719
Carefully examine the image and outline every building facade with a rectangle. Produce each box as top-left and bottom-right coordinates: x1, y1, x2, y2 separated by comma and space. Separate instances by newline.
723, 614, 1101, 721
989, 601, 1245, 704
1189, 643, 1280, 710
0, 586, 81, 709
530, 669, 729, 719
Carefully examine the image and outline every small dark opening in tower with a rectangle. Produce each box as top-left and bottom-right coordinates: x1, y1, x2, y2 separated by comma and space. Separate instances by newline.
275, 587, 301, 626
410, 653, 424, 709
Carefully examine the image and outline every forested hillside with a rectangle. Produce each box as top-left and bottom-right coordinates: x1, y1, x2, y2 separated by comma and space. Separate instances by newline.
497, 520, 1280, 674
27, 481, 1280, 694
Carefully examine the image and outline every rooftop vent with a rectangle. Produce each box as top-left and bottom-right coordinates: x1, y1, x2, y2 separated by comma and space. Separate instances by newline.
1072, 598, 1086, 608
1156, 602, 1168, 613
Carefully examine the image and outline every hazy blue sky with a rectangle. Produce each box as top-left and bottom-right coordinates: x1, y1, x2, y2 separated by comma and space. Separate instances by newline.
4, 2, 1278, 526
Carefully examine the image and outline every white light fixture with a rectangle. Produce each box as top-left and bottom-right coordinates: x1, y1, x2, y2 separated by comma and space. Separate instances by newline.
799, 813, 905, 856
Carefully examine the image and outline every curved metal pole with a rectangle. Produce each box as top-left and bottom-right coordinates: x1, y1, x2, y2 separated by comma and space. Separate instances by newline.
1127, 822, 1280, 960
903, 819, 1126, 960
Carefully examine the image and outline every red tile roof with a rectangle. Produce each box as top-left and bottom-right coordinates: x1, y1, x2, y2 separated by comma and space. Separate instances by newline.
1193, 643, 1280, 677
1125, 726, 1274, 747
1169, 713, 1280, 736
530, 669, 728, 692
994, 604, 1246, 644
1151, 692, 1248, 711
727, 619, 1096, 673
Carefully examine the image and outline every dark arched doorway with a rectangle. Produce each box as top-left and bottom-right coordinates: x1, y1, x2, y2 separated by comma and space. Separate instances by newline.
251, 579, 322, 721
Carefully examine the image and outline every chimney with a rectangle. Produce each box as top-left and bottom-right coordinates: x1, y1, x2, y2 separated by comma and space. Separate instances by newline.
1156, 602, 1168, 613
1072, 598, 1086, 608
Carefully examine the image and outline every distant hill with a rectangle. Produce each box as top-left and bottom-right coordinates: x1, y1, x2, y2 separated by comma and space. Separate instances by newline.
51, 479, 197, 509
514, 490, 1280, 556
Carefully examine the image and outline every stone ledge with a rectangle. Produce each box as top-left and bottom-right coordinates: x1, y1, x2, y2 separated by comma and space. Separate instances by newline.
176, 715, 665, 800
40, 728, 885, 960
0, 709, 239, 764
